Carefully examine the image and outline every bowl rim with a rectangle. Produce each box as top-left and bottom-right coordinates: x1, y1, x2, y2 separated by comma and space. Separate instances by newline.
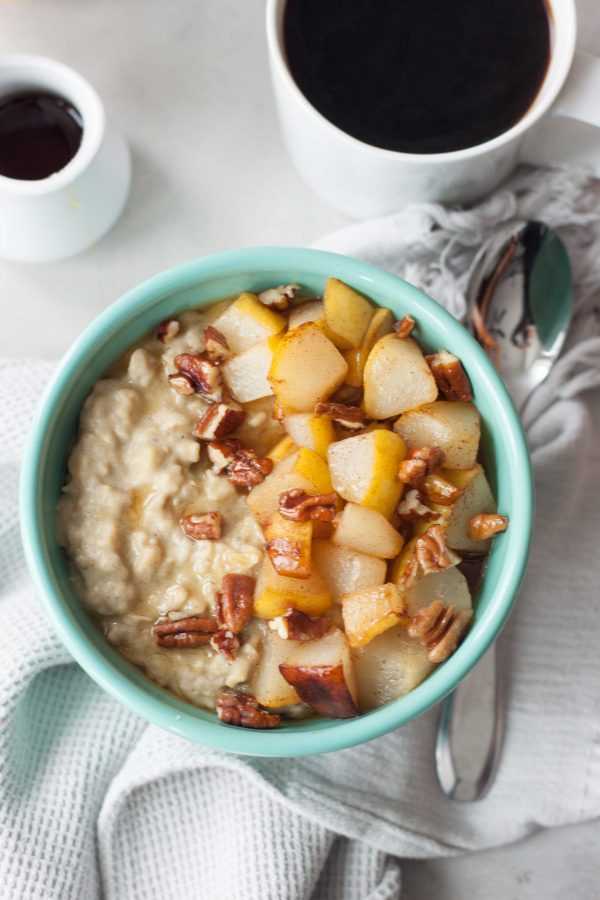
19, 246, 533, 756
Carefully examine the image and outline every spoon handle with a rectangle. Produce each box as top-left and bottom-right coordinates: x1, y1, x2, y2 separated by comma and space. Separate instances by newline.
435, 644, 504, 801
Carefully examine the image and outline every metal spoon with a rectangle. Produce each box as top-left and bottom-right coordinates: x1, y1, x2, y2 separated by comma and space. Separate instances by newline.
435, 221, 572, 802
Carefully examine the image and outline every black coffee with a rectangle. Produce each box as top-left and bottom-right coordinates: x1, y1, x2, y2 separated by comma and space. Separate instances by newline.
284, 0, 551, 154
0, 92, 83, 180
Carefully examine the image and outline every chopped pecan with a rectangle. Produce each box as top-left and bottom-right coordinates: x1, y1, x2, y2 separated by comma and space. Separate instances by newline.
426, 350, 473, 402
468, 513, 509, 541
398, 446, 445, 487
153, 616, 218, 648
168, 372, 196, 395
180, 511, 222, 541
415, 524, 460, 575
398, 457, 428, 487
156, 318, 180, 344
269, 608, 331, 641
210, 629, 240, 662
257, 283, 299, 311
393, 315, 416, 339
217, 690, 280, 728
278, 489, 338, 522
408, 600, 473, 663
228, 448, 274, 487
397, 489, 437, 524
207, 439, 273, 486
194, 400, 246, 440
174, 353, 223, 400
207, 438, 241, 473
215, 574, 255, 633
314, 401, 368, 431
203, 325, 230, 362
420, 473, 463, 506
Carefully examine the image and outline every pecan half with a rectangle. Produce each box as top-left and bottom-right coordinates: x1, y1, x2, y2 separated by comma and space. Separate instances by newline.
393, 315, 416, 339
203, 325, 230, 362
468, 513, 509, 541
314, 401, 368, 431
215, 574, 255, 633
174, 353, 223, 400
420, 473, 463, 506
153, 616, 218, 648
156, 318, 180, 344
257, 283, 299, 311
168, 372, 196, 395
278, 489, 338, 522
217, 690, 280, 728
194, 400, 246, 440
210, 629, 240, 662
398, 446, 445, 487
408, 600, 473, 663
269, 608, 331, 641
180, 511, 222, 541
426, 350, 473, 402
397, 489, 438, 524
415, 524, 460, 575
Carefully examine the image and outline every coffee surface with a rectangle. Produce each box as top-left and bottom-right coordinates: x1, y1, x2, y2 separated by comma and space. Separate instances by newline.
284, 0, 551, 154
0, 92, 83, 180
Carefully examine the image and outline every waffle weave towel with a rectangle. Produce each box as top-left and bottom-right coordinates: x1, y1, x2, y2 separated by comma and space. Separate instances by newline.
1, 168, 600, 900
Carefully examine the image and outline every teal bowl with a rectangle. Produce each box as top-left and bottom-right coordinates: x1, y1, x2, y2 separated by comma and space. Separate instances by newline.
20, 247, 533, 756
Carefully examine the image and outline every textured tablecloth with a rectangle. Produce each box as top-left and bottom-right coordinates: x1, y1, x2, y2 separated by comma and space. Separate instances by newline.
1, 168, 600, 899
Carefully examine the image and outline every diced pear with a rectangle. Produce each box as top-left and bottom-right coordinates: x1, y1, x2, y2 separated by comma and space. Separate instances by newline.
268, 323, 348, 412
406, 566, 472, 616
328, 430, 406, 519
323, 278, 374, 350
247, 448, 333, 523
342, 583, 407, 648
390, 537, 420, 588
312, 540, 387, 602
279, 629, 359, 718
442, 465, 497, 552
288, 300, 325, 331
267, 434, 298, 463
393, 401, 481, 470
234, 396, 285, 457
253, 555, 332, 619
264, 512, 313, 579
251, 629, 302, 709
212, 292, 286, 353
221, 334, 282, 403
293, 447, 333, 493
344, 307, 394, 387
352, 626, 435, 710
333, 503, 403, 559
284, 413, 336, 458
363, 334, 438, 418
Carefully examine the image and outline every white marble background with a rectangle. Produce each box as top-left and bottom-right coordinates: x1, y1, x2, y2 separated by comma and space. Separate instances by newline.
1, 1, 599, 896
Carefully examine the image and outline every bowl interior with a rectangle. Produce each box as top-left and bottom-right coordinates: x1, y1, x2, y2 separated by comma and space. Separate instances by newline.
21, 247, 533, 756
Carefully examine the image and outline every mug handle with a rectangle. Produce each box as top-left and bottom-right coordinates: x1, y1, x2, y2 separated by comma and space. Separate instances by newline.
521, 50, 600, 172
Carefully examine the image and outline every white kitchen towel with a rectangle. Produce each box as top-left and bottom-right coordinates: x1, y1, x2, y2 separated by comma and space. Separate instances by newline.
1, 167, 600, 900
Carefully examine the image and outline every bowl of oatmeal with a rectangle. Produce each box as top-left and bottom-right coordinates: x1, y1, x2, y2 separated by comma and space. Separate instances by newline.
20, 247, 533, 755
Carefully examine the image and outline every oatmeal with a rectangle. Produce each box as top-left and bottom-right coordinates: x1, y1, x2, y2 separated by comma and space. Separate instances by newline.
59, 279, 508, 727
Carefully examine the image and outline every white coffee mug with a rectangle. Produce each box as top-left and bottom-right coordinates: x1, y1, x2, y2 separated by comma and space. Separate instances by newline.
267, 0, 600, 219
0, 55, 130, 262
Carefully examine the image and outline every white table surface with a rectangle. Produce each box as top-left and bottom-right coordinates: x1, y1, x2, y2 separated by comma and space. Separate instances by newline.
2, 1, 599, 896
